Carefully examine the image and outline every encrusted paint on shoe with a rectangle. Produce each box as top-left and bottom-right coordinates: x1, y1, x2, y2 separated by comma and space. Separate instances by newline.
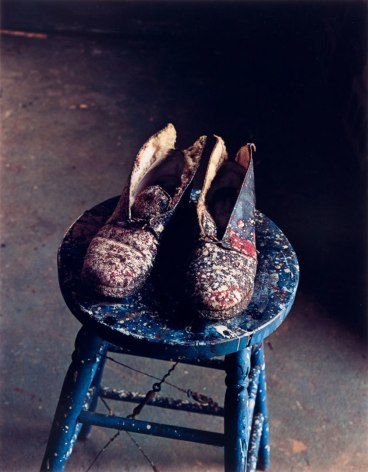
81, 125, 206, 299
225, 228, 257, 258
131, 186, 171, 220
82, 225, 158, 297
187, 137, 257, 320
187, 242, 257, 316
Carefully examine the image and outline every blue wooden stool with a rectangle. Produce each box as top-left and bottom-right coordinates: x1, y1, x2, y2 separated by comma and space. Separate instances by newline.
41, 196, 299, 472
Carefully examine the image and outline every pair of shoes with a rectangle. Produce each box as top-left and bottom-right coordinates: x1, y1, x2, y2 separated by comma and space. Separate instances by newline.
81, 124, 257, 321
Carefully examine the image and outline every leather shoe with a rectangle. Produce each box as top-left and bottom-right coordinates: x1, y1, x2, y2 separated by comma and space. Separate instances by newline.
81, 124, 206, 298
186, 136, 257, 320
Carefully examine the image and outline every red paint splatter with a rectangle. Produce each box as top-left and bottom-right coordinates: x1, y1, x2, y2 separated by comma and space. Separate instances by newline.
227, 229, 256, 258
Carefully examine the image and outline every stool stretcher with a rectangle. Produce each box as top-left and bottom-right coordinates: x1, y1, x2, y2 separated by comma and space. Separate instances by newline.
78, 411, 225, 446
41, 329, 270, 472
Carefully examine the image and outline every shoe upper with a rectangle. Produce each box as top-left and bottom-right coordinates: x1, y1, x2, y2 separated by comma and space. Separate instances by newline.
82, 124, 206, 298
187, 137, 257, 319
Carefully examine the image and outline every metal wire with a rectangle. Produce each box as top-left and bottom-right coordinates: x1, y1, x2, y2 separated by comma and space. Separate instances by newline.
85, 355, 220, 471
101, 354, 187, 393
126, 431, 159, 472
99, 391, 160, 471
101, 353, 218, 405
85, 430, 121, 472
85, 361, 179, 471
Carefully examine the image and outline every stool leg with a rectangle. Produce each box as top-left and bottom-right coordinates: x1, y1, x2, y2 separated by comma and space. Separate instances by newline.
40, 327, 106, 472
224, 347, 251, 472
78, 353, 107, 440
252, 343, 270, 470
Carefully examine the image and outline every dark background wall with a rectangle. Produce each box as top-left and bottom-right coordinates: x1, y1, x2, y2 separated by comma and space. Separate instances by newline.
2, 0, 367, 335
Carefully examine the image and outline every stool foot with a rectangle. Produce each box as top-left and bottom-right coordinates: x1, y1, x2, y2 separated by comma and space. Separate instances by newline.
224, 347, 251, 472
40, 327, 107, 472
252, 344, 270, 470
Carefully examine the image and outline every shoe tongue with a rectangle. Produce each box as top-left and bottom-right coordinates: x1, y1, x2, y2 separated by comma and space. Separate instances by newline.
131, 185, 172, 219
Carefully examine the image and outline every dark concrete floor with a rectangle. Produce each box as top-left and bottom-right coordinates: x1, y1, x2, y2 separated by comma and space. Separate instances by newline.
1, 30, 367, 472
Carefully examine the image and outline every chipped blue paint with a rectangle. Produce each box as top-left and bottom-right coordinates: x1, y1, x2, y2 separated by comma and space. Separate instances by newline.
107, 345, 226, 369
247, 366, 261, 436
42, 195, 299, 472
41, 328, 107, 471
224, 348, 251, 472
78, 354, 107, 440
99, 387, 225, 416
78, 411, 225, 446
247, 412, 264, 472
58, 196, 299, 360
253, 343, 270, 469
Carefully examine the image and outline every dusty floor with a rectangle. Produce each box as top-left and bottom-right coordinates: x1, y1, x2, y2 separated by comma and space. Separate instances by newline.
1, 31, 367, 472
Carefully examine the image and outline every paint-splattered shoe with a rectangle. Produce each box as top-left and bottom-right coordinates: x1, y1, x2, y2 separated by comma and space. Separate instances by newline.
82, 124, 206, 298
186, 137, 257, 320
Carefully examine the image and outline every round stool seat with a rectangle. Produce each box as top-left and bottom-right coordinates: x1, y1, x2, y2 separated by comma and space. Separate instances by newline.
58, 197, 299, 359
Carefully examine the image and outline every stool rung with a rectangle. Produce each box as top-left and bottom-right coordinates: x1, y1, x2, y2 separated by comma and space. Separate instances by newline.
78, 411, 225, 447
107, 344, 225, 370
99, 387, 224, 416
